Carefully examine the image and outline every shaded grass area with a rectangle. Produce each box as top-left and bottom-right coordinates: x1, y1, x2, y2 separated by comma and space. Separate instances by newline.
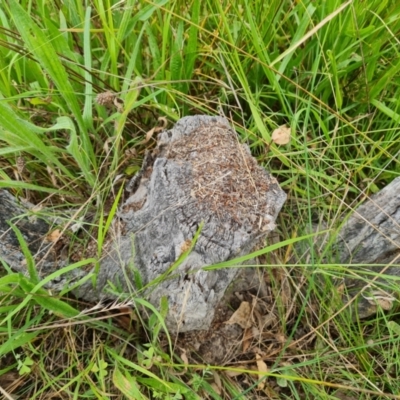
1, 0, 400, 398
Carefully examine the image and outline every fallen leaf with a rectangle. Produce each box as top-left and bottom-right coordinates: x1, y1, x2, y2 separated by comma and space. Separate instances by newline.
103, 136, 115, 153
125, 147, 138, 158
226, 301, 252, 329
113, 97, 124, 112
47, 229, 61, 242
271, 125, 291, 145
142, 127, 156, 144
225, 369, 243, 377
242, 327, 253, 353
158, 116, 168, 129
255, 354, 268, 390
180, 349, 189, 373
362, 290, 395, 311
211, 371, 222, 395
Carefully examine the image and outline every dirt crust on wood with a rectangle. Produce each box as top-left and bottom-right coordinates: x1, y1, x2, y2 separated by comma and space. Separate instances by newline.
165, 122, 275, 230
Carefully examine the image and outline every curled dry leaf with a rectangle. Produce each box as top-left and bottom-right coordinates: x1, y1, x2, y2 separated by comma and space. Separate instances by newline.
142, 127, 156, 144
113, 97, 124, 113
180, 349, 189, 373
255, 353, 268, 390
271, 125, 291, 145
226, 301, 252, 329
158, 116, 168, 129
140, 119, 168, 145
362, 290, 395, 311
46, 229, 61, 243
103, 136, 118, 153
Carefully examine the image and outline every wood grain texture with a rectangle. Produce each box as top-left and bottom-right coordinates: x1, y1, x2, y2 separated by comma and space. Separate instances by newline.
336, 177, 400, 317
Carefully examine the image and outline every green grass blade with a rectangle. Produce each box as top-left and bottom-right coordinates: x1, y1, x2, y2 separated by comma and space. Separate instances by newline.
48, 116, 95, 186
113, 368, 149, 400
0, 101, 72, 178
8, 0, 96, 172
0, 331, 41, 357
82, 6, 93, 129
19, 277, 79, 318
9, 223, 39, 284
0, 180, 71, 194
371, 99, 400, 122
109, 349, 174, 390
184, 0, 200, 81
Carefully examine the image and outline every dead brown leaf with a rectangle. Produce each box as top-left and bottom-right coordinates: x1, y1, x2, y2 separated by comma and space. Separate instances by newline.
158, 116, 168, 129
47, 229, 61, 243
224, 369, 243, 377
226, 301, 252, 329
255, 353, 269, 390
113, 96, 124, 112
140, 118, 168, 145
242, 327, 253, 353
47, 165, 58, 188
363, 290, 395, 311
271, 125, 291, 145
180, 349, 189, 373
211, 371, 222, 395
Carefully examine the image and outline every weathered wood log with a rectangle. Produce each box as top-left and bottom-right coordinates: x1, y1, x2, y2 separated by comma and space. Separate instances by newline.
0, 115, 287, 332
335, 177, 400, 317
102, 115, 287, 331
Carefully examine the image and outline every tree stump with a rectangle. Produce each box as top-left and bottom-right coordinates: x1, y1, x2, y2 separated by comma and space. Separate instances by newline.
0, 116, 287, 332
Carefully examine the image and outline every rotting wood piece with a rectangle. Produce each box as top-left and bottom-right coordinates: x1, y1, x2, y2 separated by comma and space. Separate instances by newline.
115, 115, 287, 332
335, 176, 400, 318
0, 115, 287, 333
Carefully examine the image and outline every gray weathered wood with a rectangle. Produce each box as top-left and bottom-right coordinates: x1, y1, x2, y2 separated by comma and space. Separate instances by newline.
336, 177, 400, 265
335, 177, 400, 317
0, 115, 287, 332
95, 116, 287, 331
